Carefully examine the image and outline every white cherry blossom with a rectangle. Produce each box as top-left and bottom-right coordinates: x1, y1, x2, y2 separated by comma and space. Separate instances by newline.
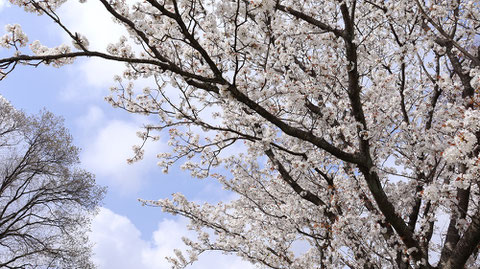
2, 0, 480, 268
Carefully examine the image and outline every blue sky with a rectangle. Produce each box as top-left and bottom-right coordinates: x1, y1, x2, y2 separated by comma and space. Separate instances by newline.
0, 1, 254, 268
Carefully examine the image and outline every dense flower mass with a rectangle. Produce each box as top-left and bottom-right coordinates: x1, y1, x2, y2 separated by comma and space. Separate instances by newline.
1, 0, 480, 268
0, 24, 28, 49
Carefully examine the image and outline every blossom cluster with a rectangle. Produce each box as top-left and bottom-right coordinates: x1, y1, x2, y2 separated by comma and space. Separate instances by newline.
4, 0, 480, 268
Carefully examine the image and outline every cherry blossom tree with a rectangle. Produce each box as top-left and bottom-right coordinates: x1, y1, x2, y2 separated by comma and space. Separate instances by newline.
0, 96, 105, 268
1, 0, 480, 268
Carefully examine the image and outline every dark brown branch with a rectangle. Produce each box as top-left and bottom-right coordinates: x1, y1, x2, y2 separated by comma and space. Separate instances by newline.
228, 84, 362, 164
439, 185, 471, 266
425, 54, 442, 130
99, 0, 171, 64
414, 0, 480, 67
275, 4, 345, 38
146, 0, 224, 78
0, 52, 221, 84
399, 62, 410, 124
339, 2, 430, 265
443, 209, 480, 268
265, 149, 328, 209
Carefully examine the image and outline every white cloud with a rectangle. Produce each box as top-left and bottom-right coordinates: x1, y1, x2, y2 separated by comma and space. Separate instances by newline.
90, 208, 257, 269
0, 0, 9, 12
90, 208, 148, 268
56, 0, 162, 99
79, 58, 126, 88
80, 117, 164, 194
59, 58, 125, 102
58, 1, 124, 52
56, 0, 127, 100
75, 105, 105, 131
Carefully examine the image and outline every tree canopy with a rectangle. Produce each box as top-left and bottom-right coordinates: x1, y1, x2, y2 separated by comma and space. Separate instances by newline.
1, 0, 480, 268
0, 96, 105, 268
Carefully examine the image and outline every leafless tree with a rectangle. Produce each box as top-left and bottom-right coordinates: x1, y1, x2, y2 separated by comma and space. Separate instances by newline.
0, 96, 105, 269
